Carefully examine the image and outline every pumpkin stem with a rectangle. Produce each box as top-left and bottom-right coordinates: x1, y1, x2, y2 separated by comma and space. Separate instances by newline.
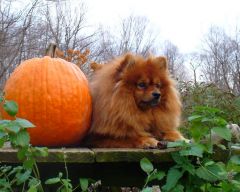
45, 43, 57, 58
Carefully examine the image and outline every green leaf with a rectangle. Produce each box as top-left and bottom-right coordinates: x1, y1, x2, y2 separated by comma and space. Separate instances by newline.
27, 186, 37, 192
181, 163, 196, 176
196, 166, 218, 182
214, 117, 227, 126
0, 120, 11, 130
6, 122, 20, 133
0, 138, 5, 147
188, 115, 202, 122
201, 117, 212, 122
0, 178, 11, 189
10, 130, 30, 147
190, 124, 209, 142
212, 126, 232, 141
231, 180, 240, 190
204, 160, 215, 166
16, 170, 32, 185
80, 178, 89, 191
196, 162, 227, 182
4, 120, 26, 134
45, 177, 61, 185
171, 152, 185, 164
148, 171, 165, 182
0, 130, 7, 138
171, 184, 184, 192
141, 187, 152, 192
230, 155, 240, 165
28, 178, 40, 189
167, 140, 187, 148
3, 100, 18, 116
205, 142, 213, 154
16, 130, 30, 147
180, 143, 204, 157
23, 159, 35, 169
62, 178, 73, 189
8, 166, 22, 177
140, 158, 153, 174
14, 118, 35, 128
17, 147, 28, 160
220, 181, 234, 192
171, 152, 195, 175
162, 168, 183, 191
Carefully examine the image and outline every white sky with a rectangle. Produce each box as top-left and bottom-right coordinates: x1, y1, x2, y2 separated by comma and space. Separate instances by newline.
7, 0, 240, 54
81, 0, 240, 53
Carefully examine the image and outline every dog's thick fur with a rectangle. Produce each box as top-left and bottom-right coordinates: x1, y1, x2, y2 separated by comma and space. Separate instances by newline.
86, 53, 185, 148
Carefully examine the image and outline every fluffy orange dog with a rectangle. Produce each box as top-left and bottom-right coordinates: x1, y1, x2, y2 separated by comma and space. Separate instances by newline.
86, 53, 185, 148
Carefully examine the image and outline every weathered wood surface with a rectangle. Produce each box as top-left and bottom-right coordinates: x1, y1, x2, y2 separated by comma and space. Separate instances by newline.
0, 147, 178, 163
0, 146, 239, 163
92, 148, 178, 163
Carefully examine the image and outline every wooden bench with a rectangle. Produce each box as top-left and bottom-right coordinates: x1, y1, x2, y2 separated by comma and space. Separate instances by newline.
0, 146, 240, 187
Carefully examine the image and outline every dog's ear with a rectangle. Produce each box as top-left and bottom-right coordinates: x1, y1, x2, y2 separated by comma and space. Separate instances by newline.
120, 53, 135, 69
115, 53, 135, 81
154, 56, 168, 70
116, 53, 135, 73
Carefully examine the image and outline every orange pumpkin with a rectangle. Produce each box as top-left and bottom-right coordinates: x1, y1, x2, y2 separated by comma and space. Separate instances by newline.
3, 44, 92, 146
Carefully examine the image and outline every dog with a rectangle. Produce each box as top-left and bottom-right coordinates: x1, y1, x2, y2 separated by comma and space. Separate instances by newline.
84, 53, 186, 148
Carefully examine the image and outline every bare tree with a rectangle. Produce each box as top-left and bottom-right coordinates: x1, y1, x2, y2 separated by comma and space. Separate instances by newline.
0, 0, 39, 88
200, 26, 239, 94
187, 52, 203, 85
161, 40, 189, 81
42, 1, 97, 53
90, 25, 117, 62
230, 28, 240, 94
118, 15, 156, 56
94, 15, 157, 62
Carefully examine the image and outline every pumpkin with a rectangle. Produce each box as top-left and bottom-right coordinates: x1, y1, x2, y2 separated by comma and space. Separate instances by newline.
3, 44, 92, 146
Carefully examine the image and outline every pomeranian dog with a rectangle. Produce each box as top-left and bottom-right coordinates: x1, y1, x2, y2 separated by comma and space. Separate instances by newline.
85, 53, 186, 148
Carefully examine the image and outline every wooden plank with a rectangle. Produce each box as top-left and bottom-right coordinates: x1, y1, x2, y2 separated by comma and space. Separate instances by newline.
40, 148, 95, 163
0, 147, 179, 163
0, 148, 20, 163
0, 146, 239, 164
0, 147, 95, 163
92, 148, 179, 163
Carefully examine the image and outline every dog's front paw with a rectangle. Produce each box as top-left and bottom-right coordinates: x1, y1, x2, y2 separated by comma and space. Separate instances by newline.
157, 140, 168, 149
140, 137, 159, 149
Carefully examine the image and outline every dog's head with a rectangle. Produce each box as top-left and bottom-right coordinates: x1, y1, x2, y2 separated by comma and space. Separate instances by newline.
115, 53, 171, 110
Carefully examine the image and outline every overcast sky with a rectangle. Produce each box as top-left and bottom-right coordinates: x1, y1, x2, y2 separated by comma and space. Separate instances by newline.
9, 0, 240, 54
80, 0, 240, 54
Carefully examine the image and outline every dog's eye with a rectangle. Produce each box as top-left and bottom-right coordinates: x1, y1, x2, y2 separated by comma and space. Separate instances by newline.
137, 82, 147, 89
156, 83, 162, 88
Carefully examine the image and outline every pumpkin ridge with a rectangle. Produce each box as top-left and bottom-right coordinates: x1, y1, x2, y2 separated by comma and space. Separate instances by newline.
44, 56, 62, 142
66, 61, 81, 143
33, 59, 38, 128
29, 58, 42, 143
56, 58, 65, 144
43, 57, 49, 142
56, 59, 71, 142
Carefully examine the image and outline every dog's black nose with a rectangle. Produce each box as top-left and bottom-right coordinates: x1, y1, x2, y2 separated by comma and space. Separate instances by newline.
152, 92, 161, 99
